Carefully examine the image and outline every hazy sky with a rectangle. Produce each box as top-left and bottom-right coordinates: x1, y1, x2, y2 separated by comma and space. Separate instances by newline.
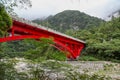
15, 0, 120, 20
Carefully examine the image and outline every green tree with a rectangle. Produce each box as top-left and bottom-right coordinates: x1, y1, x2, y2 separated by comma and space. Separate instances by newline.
0, 4, 12, 37
0, 0, 32, 37
22, 38, 65, 61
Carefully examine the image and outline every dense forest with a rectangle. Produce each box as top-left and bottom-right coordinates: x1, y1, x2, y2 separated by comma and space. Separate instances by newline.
33, 10, 105, 32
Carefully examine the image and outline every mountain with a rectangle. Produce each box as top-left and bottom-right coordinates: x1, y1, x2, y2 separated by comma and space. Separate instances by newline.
33, 10, 105, 32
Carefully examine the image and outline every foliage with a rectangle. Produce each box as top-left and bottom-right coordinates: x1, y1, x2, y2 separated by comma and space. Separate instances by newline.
23, 38, 66, 61
66, 17, 120, 61
0, 0, 32, 13
0, 38, 66, 61
0, 4, 12, 37
33, 10, 105, 32
0, 0, 32, 36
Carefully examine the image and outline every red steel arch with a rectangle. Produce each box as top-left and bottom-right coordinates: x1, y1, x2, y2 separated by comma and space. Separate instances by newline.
0, 19, 85, 59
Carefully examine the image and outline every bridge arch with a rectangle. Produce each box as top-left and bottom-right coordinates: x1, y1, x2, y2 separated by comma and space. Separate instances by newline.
0, 19, 85, 59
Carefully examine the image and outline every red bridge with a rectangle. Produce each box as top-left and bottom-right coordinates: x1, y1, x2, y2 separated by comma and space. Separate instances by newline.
0, 17, 85, 59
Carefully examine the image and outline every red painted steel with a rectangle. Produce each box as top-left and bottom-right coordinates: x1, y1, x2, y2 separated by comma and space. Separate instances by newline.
0, 20, 85, 59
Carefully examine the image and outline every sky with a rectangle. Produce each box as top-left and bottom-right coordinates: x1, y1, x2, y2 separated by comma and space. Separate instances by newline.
15, 0, 120, 20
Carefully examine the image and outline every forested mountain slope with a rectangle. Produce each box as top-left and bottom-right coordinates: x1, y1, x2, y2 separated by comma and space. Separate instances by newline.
33, 10, 105, 32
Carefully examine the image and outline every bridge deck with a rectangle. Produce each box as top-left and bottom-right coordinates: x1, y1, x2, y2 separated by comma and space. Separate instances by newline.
12, 16, 85, 44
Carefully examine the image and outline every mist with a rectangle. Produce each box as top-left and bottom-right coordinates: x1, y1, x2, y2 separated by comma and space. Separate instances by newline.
14, 0, 120, 20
